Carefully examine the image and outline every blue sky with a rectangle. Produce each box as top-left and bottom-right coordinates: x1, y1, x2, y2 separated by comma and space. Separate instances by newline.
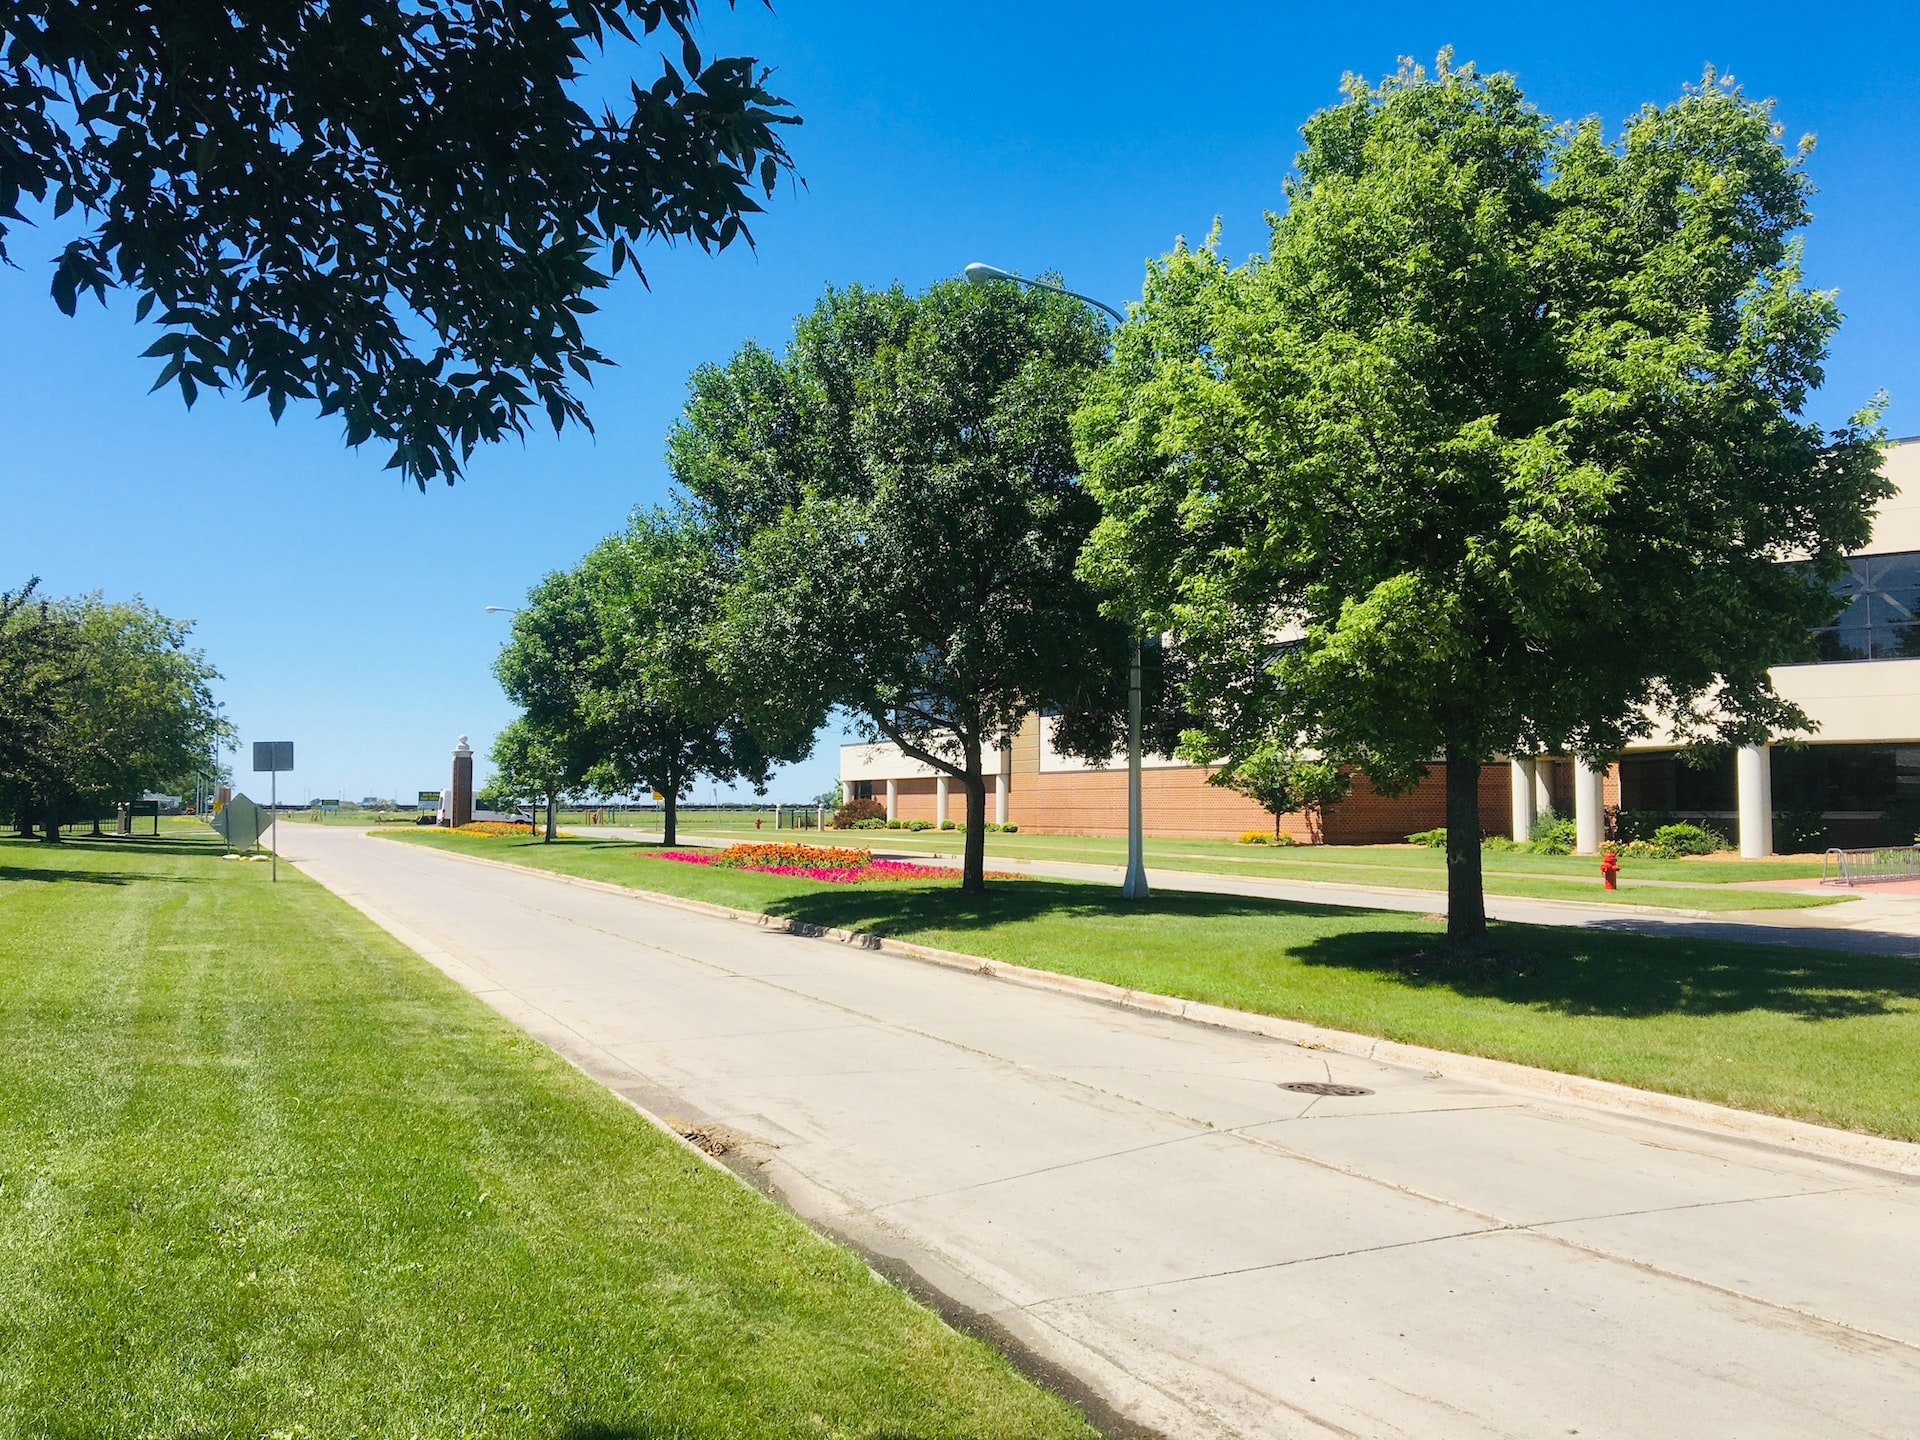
4, 0, 1916, 805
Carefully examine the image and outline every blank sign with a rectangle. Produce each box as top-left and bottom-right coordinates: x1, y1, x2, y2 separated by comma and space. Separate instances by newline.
252, 741, 294, 773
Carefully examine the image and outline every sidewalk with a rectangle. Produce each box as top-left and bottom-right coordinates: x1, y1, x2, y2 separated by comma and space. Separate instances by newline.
576, 827, 1920, 957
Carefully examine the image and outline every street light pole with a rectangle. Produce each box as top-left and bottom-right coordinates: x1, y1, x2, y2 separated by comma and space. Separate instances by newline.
964, 261, 1148, 899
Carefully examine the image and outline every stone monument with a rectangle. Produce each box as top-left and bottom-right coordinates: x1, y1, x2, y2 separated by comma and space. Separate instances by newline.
449, 735, 474, 828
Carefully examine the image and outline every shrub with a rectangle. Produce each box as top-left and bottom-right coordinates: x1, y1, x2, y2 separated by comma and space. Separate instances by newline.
1773, 809, 1826, 853
1651, 822, 1725, 857
1614, 809, 1677, 844
1481, 834, 1518, 852
847, 817, 888, 829
832, 797, 886, 829
905, 818, 932, 831
1406, 827, 1446, 848
1237, 830, 1271, 846
1526, 817, 1577, 855
939, 819, 956, 830
1270, 831, 1295, 846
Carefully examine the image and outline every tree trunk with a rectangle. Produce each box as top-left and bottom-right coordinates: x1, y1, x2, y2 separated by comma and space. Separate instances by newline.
544, 789, 556, 842
1444, 746, 1487, 948
662, 787, 678, 848
1272, 808, 1282, 840
960, 772, 988, 893
42, 794, 61, 843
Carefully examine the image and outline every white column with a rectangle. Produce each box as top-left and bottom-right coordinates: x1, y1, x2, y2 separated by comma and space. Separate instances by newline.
995, 772, 1009, 826
1533, 759, 1554, 819
1737, 743, 1774, 858
1509, 757, 1536, 842
936, 775, 949, 825
1573, 758, 1605, 855
884, 778, 898, 821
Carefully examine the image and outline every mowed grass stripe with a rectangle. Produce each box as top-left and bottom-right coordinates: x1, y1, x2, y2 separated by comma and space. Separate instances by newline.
389, 830, 1920, 1142
0, 830, 1098, 1440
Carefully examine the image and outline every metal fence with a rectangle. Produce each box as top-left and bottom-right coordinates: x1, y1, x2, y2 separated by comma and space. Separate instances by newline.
1821, 845, 1920, 886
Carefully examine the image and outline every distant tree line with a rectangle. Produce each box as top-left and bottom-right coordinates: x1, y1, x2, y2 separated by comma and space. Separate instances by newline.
490, 60, 1890, 936
0, 580, 231, 839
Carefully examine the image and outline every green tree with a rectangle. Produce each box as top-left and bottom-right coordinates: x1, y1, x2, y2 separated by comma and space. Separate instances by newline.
65, 596, 231, 835
4, 0, 797, 486
674, 279, 1122, 892
1077, 58, 1889, 946
0, 579, 83, 837
488, 716, 576, 841
494, 510, 807, 847
1182, 738, 1349, 841
0, 590, 228, 839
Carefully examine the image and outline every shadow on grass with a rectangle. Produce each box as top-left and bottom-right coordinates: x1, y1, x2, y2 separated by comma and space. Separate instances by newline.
1291, 921, 1920, 1022
0, 864, 164, 886
6, 834, 228, 859
759, 873, 1920, 1026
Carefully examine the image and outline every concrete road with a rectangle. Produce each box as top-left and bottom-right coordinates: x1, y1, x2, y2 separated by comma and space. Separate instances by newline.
280, 825, 1920, 1439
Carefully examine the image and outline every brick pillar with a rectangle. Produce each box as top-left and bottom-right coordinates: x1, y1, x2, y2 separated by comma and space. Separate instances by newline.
450, 735, 474, 829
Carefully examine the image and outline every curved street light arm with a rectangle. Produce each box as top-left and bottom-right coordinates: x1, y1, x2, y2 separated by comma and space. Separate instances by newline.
962, 262, 1126, 326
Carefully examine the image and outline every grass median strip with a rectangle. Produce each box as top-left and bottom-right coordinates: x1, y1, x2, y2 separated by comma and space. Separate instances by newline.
389, 830, 1920, 1142
0, 830, 1099, 1440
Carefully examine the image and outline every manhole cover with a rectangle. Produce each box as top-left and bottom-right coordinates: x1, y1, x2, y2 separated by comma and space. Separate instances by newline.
1279, 1081, 1374, 1097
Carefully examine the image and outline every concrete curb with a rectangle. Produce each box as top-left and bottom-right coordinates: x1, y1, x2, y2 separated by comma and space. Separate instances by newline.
379, 834, 1920, 1180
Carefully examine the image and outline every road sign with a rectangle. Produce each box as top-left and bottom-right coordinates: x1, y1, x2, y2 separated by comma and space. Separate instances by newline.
253, 741, 294, 772
418, 790, 442, 805
209, 793, 274, 849
314, 798, 340, 812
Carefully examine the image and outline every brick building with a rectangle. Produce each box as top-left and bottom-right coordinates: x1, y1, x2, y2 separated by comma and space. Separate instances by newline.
842, 439, 1920, 856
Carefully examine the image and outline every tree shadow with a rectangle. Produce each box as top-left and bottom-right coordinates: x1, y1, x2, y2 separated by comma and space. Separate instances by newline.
0, 864, 154, 886
1290, 921, 1920, 1023
762, 875, 1350, 936
13, 834, 228, 859
754, 874, 1920, 1026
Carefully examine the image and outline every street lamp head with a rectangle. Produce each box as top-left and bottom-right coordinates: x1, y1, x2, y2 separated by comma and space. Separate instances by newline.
963, 261, 1014, 286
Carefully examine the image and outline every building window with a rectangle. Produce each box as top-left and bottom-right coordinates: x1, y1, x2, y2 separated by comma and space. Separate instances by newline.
1803, 551, 1920, 662
851, 780, 874, 801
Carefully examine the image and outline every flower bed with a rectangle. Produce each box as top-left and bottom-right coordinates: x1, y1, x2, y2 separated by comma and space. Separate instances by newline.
650, 843, 1016, 885
453, 820, 546, 836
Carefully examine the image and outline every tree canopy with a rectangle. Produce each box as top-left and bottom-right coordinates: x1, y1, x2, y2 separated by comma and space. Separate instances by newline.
0, 583, 229, 837
493, 508, 809, 845
486, 715, 575, 840
1076, 57, 1890, 943
672, 278, 1125, 891
3, 0, 798, 485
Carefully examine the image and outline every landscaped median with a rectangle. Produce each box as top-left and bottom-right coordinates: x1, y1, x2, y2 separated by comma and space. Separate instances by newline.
387, 828, 1920, 1142
0, 827, 1098, 1439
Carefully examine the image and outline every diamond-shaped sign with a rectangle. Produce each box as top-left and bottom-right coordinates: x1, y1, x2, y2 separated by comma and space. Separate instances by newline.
209, 793, 274, 849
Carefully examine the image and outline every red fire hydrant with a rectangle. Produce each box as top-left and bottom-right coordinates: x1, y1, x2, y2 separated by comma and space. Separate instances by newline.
1600, 850, 1620, 891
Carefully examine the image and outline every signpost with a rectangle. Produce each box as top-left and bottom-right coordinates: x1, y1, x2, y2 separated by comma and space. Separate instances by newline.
210, 794, 275, 851
252, 741, 294, 881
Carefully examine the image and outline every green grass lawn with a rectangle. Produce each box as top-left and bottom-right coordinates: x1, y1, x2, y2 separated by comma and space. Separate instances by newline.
388, 830, 1920, 1142
587, 820, 1837, 911
0, 828, 1099, 1440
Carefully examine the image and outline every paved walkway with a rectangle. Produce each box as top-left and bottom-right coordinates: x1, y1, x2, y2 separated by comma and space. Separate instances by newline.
579, 826, 1920, 957
281, 825, 1920, 1439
